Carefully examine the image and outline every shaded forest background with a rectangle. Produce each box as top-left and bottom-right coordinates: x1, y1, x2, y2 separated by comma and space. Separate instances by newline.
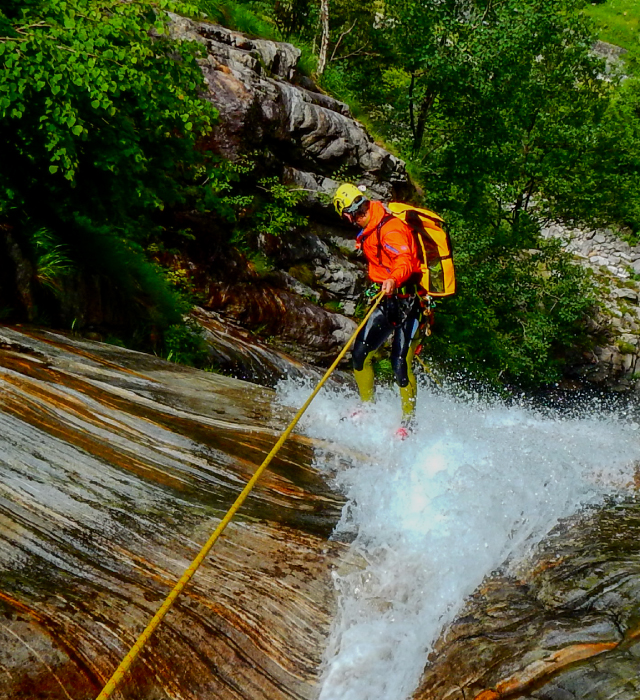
1, 0, 640, 387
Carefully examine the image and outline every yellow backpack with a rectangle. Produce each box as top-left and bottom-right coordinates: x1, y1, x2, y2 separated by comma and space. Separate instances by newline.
388, 202, 456, 297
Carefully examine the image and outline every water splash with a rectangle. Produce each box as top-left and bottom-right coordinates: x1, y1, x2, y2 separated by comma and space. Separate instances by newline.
276, 378, 640, 700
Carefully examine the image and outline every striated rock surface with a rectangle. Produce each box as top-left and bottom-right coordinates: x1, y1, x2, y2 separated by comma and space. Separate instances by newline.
4, 323, 640, 700
414, 497, 640, 700
203, 281, 358, 365
191, 306, 324, 385
0, 325, 350, 699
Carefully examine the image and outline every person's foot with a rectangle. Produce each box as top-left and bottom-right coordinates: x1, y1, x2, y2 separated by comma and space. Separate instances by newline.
394, 425, 410, 440
394, 417, 415, 441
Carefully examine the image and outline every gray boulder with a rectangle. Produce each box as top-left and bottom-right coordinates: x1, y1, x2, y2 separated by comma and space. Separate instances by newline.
168, 15, 409, 198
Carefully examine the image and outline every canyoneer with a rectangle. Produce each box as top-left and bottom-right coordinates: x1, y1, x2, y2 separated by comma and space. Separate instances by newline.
333, 183, 435, 439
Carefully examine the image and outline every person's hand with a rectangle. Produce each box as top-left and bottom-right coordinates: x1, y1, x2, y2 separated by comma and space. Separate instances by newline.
381, 278, 396, 295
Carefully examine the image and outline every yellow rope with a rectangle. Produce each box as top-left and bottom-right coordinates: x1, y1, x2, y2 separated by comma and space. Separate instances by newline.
95, 290, 385, 700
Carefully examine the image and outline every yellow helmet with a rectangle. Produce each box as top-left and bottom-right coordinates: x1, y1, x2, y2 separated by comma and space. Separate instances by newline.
333, 183, 368, 218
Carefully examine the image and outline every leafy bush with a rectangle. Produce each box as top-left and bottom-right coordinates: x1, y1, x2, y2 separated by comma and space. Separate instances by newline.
0, 0, 217, 325
162, 321, 210, 366
426, 215, 597, 386
254, 177, 308, 236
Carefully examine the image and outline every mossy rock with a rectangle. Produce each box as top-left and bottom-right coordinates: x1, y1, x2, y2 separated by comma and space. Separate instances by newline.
617, 340, 636, 355
288, 264, 316, 288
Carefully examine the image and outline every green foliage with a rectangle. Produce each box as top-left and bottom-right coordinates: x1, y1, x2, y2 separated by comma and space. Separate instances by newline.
196, 0, 279, 39
569, 77, 640, 233
68, 215, 187, 325
0, 0, 218, 326
162, 320, 210, 366
254, 177, 308, 236
373, 357, 395, 383
323, 299, 344, 313
0, 0, 213, 188
617, 339, 636, 354
247, 251, 274, 276
427, 216, 596, 385
288, 263, 315, 287
585, 0, 640, 74
29, 227, 74, 295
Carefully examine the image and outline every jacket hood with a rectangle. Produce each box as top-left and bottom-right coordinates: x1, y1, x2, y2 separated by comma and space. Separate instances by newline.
356, 200, 387, 247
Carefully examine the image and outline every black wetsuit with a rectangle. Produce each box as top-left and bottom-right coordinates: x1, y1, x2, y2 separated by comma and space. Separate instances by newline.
352, 294, 424, 387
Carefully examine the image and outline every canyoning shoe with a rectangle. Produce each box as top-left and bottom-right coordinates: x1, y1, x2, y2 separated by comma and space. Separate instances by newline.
394, 417, 416, 441
394, 425, 410, 441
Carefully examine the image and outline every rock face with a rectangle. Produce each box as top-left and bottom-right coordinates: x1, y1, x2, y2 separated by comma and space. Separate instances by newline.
191, 306, 325, 385
415, 497, 640, 700
203, 281, 358, 365
167, 15, 410, 202
160, 15, 400, 380
4, 324, 640, 700
541, 223, 640, 390
0, 325, 350, 699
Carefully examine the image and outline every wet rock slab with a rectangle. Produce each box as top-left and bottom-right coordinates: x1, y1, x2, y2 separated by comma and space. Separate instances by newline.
0, 326, 348, 699
414, 498, 640, 700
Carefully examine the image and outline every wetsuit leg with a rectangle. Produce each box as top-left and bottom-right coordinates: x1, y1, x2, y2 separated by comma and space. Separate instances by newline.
352, 304, 394, 403
398, 335, 421, 418
390, 299, 423, 419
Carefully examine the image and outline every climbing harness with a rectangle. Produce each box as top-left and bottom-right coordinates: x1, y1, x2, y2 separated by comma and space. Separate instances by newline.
94, 289, 386, 700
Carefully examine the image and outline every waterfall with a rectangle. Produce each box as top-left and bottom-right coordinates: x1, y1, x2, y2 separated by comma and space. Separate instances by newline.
277, 378, 640, 700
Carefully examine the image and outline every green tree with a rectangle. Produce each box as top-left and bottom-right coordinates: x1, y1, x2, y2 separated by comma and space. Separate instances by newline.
557, 76, 640, 233
0, 0, 217, 325
426, 213, 597, 386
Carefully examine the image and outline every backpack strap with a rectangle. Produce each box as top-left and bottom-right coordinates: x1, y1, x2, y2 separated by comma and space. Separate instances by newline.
375, 214, 396, 263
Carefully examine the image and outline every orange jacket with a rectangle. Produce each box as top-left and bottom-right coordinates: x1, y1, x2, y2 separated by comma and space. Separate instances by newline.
356, 200, 421, 287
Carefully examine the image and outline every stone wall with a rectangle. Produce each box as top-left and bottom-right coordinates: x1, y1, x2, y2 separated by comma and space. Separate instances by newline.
542, 222, 640, 390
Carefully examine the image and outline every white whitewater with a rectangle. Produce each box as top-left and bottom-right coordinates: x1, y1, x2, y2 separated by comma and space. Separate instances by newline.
276, 377, 640, 700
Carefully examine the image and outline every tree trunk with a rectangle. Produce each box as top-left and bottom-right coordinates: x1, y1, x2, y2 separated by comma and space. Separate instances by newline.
413, 88, 436, 156
317, 0, 330, 75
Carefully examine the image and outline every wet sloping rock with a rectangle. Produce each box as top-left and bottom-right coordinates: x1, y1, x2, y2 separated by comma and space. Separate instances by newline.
191, 305, 329, 385
0, 325, 350, 699
413, 498, 640, 700
204, 281, 358, 364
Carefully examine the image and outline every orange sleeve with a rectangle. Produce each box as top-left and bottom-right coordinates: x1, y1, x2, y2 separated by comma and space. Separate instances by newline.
380, 222, 418, 287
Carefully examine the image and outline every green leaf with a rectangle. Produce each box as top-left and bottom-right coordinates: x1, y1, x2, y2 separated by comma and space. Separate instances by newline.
49, 165, 59, 174
71, 125, 83, 135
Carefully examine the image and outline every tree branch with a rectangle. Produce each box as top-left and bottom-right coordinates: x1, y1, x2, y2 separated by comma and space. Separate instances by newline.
330, 20, 356, 63
331, 49, 380, 62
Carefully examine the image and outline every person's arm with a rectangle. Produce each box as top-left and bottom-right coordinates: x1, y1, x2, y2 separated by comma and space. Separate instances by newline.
382, 224, 416, 289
